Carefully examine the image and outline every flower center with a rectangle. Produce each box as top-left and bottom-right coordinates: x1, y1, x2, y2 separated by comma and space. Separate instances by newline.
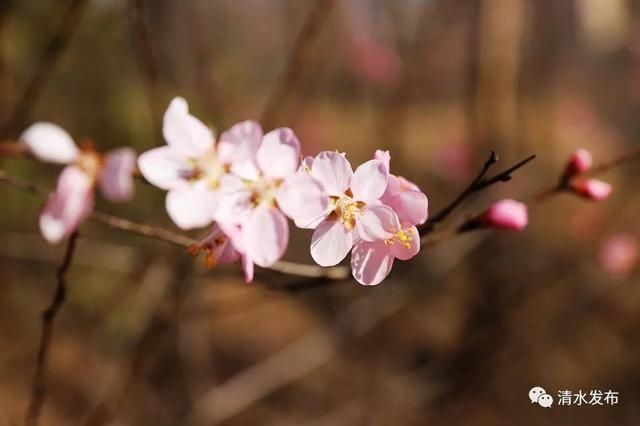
248, 177, 279, 208
188, 234, 229, 269
384, 228, 413, 249
331, 195, 364, 230
183, 150, 226, 189
76, 150, 102, 182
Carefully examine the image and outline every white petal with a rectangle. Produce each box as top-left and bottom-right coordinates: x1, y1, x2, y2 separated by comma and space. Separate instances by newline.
217, 120, 263, 165
163, 97, 214, 157
350, 159, 387, 202
310, 151, 353, 196
243, 206, 289, 267
256, 128, 301, 179
276, 172, 330, 229
165, 187, 218, 229
356, 204, 399, 241
310, 219, 354, 266
351, 240, 395, 286
21, 122, 79, 164
137, 146, 187, 190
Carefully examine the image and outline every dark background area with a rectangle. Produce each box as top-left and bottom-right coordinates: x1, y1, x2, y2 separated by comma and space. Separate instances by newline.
1, 0, 639, 424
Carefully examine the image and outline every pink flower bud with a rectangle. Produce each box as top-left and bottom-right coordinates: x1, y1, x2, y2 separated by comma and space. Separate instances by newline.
599, 233, 638, 278
564, 148, 592, 177
481, 199, 528, 231
571, 179, 612, 201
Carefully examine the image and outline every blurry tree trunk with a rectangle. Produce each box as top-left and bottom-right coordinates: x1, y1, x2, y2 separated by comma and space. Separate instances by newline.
471, 0, 525, 156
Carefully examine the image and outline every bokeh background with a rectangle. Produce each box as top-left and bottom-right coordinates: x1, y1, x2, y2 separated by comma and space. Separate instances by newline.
1, 0, 640, 424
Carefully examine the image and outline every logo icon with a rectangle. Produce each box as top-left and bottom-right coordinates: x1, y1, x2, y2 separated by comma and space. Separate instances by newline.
529, 386, 553, 408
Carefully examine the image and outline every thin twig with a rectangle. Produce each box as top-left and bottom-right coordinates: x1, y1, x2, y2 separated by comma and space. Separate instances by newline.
24, 231, 79, 426
420, 152, 536, 235
260, 0, 336, 128
0, 170, 347, 279
0, 0, 90, 139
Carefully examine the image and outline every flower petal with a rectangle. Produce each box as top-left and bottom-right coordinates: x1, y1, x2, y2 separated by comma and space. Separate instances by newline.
256, 128, 300, 179
388, 189, 429, 226
350, 159, 387, 202
166, 186, 218, 229
163, 97, 214, 157
21, 122, 79, 164
390, 225, 420, 260
100, 148, 136, 202
242, 254, 255, 283
243, 205, 289, 267
215, 174, 253, 225
137, 146, 187, 190
39, 166, 94, 244
217, 120, 262, 165
374, 149, 390, 172
310, 218, 354, 266
311, 151, 353, 196
351, 240, 395, 286
356, 204, 398, 241
276, 172, 330, 229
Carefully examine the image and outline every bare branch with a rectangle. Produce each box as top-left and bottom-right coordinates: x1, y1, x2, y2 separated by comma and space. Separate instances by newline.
420, 152, 535, 235
24, 231, 79, 426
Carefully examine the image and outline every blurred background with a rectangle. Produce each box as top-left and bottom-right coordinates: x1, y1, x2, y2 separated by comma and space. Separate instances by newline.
1, 0, 640, 424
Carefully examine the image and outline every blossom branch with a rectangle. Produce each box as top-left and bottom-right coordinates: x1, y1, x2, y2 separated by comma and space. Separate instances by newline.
0, 170, 348, 280
24, 231, 79, 426
420, 152, 536, 235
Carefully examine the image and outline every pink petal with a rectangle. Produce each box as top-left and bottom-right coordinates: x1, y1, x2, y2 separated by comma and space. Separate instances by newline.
390, 225, 420, 260
299, 156, 314, 173
565, 148, 593, 177
388, 189, 429, 226
311, 151, 353, 196
256, 128, 301, 179
217, 120, 263, 165
276, 172, 330, 229
166, 186, 218, 229
137, 146, 188, 190
356, 204, 398, 241
373, 149, 390, 172
100, 148, 136, 202
215, 174, 253, 225
243, 205, 289, 267
242, 254, 255, 283
310, 218, 354, 266
481, 199, 528, 231
39, 166, 94, 244
572, 179, 612, 202
162, 97, 214, 157
21, 122, 79, 164
351, 240, 395, 286
350, 159, 387, 202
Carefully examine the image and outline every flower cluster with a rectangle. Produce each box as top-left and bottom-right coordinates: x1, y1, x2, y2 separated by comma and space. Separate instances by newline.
20, 123, 136, 244
27, 97, 598, 286
136, 98, 428, 285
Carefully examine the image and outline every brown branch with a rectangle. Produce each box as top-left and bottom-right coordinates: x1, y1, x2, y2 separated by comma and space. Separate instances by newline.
0, 0, 90, 139
260, 0, 336, 128
24, 231, 79, 426
420, 152, 536, 235
0, 170, 347, 280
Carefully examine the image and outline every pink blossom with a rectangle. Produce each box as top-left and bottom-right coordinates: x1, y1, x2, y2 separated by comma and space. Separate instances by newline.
564, 148, 593, 177
20, 122, 136, 244
137, 97, 259, 229
216, 126, 329, 272
189, 223, 241, 269
571, 179, 612, 201
598, 233, 638, 278
300, 151, 399, 267
480, 199, 528, 231
347, 151, 429, 285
